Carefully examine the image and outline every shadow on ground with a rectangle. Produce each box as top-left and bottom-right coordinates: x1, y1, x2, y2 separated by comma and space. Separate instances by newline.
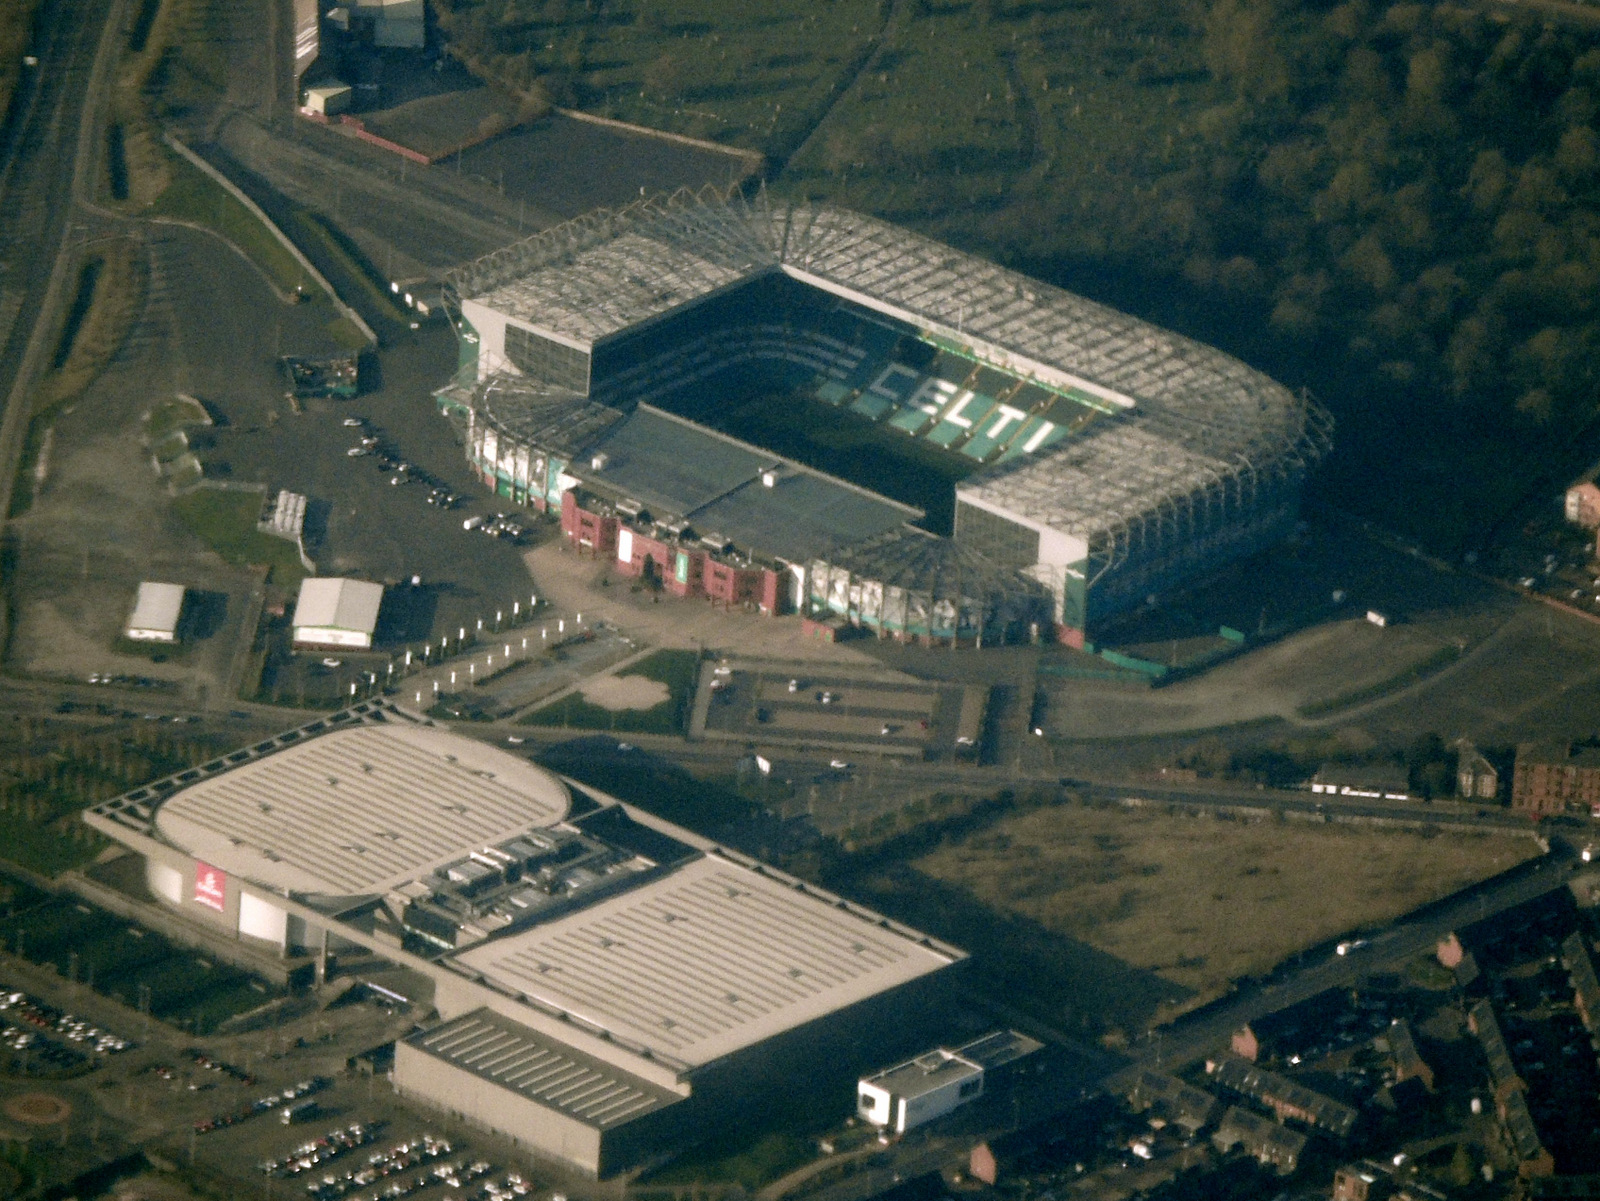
831, 862, 1193, 1038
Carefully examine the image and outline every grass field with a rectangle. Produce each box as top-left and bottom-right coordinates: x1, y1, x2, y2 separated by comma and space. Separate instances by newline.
912, 803, 1539, 1020
171, 488, 305, 584
523, 649, 699, 735
149, 152, 309, 296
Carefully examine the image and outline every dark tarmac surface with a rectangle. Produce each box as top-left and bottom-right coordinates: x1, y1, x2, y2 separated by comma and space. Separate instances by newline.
459, 113, 755, 219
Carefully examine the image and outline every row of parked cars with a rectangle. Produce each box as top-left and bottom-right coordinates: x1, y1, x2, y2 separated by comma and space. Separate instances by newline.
461, 513, 527, 541
0, 986, 131, 1054
195, 1075, 327, 1134
303, 1133, 455, 1199
261, 1121, 384, 1178
342, 417, 462, 505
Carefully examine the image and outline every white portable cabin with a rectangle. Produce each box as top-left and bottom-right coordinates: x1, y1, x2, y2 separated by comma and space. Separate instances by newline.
302, 83, 352, 116
126, 582, 186, 643
292, 578, 383, 650
858, 1049, 984, 1134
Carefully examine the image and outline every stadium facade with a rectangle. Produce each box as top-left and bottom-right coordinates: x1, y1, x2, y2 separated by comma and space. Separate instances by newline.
438, 190, 1330, 647
82, 703, 964, 1175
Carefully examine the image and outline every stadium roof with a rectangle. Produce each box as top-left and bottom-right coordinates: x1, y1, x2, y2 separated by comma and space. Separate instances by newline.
405, 1008, 681, 1130
293, 577, 384, 637
578, 405, 918, 562
473, 375, 624, 459
584, 405, 773, 517
148, 723, 570, 897
451, 851, 959, 1068
813, 527, 1047, 603
447, 189, 1329, 550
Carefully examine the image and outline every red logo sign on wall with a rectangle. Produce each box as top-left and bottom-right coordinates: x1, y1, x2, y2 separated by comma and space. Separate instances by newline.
194, 862, 226, 911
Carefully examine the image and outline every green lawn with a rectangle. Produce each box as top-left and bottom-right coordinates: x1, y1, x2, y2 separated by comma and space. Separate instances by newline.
144, 393, 210, 441
171, 488, 305, 584
148, 153, 310, 296
523, 649, 699, 735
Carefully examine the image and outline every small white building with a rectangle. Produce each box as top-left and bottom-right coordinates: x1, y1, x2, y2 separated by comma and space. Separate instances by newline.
126, 582, 187, 643
858, 1029, 1041, 1135
352, 0, 424, 48
292, 578, 383, 650
303, 83, 352, 116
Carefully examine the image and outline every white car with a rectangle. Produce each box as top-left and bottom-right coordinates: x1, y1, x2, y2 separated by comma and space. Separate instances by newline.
462, 515, 484, 531
342, 417, 365, 427
829, 759, 850, 771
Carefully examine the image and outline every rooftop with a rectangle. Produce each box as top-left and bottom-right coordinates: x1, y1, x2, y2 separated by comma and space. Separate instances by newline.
127, 582, 186, 634
1517, 741, 1600, 769
1468, 999, 1521, 1092
1214, 1105, 1307, 1161
451, 851, 960, 1068
1207, 1054, 1359, 1139
813, 526, 1047, 603
578, 405, 919, 563
404, 1008, 681, 1130
146, 722, 570, 896
294, 577, 384, 635
472, 375, 624, 460
448, 190, 1329, 545
863, 1049, 981, 1101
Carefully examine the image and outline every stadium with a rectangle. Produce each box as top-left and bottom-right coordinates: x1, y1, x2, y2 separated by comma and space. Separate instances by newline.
436, 189, 1331, 647
82, 702, 965, 1176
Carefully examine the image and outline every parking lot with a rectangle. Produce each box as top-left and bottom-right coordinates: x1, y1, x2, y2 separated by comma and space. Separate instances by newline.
5, 221, 551, 711
696, 660, 969, 758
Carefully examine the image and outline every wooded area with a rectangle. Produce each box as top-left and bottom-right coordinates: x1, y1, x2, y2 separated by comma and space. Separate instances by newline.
429, 0, 1600, 550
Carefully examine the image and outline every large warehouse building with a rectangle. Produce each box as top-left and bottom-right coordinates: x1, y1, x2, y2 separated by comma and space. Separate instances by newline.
83, 702, 965, 1175
437, 190, 1328, 647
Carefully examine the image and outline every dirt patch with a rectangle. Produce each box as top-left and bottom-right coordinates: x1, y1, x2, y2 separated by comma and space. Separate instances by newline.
3, 1092, 70, 1124
580, 673, 670, 711
914, 803, 1539, 1018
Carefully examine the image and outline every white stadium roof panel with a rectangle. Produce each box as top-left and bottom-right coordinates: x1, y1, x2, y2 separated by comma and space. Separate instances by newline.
452, 853, 957, 1067
151, 724, 570, 896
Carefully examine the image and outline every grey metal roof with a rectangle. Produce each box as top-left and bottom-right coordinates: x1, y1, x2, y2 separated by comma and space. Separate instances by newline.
1563, 933, 1600, 1035
1501, 1088, 1547, 1162
127, 582, 186, 635
1208, 1055, 1358, 1139
447, 189, 1329, 553
1469, 999, 1521, 1093
687, 468, 916, 565
577, 405, 919, 562
582, 405, 773, 518
451, 852, 960, 1068
406, 1009, 679, 1129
